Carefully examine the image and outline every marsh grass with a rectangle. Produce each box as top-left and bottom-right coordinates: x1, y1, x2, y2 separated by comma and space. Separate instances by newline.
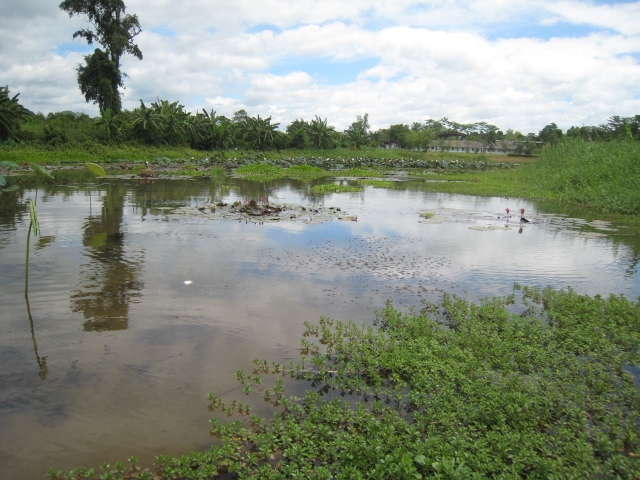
524, 139, 640, 215
425, 140, 640, 217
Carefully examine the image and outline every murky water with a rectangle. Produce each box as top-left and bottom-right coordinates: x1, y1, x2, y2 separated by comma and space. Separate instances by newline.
1, 176, 639, 478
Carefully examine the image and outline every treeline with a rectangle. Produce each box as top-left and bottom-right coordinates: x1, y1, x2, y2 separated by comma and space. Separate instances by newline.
2, 86, 639, 152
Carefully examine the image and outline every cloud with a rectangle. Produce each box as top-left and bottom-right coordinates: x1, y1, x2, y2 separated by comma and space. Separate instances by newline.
2, 0, 639, 132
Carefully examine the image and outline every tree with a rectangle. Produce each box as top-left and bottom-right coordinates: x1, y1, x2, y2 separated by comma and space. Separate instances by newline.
345, 114, 370, 149
309, 116, 337, 149
242, 115, 280, 150
60, 0, 142, 113
0, 86, 30, 142
286, 119, 311, 149
94, 107, 120, 141
198, 109, 234, 150
129, 99, 164, 144
539, 123, 563, 146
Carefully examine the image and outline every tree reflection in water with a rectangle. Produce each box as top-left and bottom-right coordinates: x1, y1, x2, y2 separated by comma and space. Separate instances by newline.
70, 183, 144, 331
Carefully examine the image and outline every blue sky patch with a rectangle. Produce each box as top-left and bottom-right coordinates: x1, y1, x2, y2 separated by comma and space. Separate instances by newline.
269, 57, 379, 84
150, 25, 176, 37
54, 43, 93, 56
246, 24, 283, 34
486, 21, 607, 41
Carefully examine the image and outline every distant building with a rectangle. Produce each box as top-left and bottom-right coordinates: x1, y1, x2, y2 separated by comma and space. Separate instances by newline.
427, 140, 517, 155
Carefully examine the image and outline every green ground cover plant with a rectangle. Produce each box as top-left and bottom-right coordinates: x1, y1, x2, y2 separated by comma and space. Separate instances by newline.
49, 286, 640, 479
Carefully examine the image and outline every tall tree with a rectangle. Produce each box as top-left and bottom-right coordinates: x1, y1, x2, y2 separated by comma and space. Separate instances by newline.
60, 0, 142, 113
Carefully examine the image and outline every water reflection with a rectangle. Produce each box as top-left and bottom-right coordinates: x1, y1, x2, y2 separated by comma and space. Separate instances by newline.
26, 295, 48, 380
70, 183, 144, 331
0, 174, 639, 479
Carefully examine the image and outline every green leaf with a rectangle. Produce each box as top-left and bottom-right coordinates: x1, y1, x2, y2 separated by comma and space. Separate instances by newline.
0, 175, 6, 187
0, 161, 20, 169
29, 163, 54, 179
85, 162, 106, 177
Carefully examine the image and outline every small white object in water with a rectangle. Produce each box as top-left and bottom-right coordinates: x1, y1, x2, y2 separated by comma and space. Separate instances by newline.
184, 280, 193, 285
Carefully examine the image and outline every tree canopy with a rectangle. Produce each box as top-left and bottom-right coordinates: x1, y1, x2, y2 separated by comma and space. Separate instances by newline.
60, 0, 142, 113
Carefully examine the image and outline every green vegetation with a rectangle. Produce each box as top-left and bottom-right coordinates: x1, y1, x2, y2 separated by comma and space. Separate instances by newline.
418, 139, 640, 216
525, 139, 640, 215
311, 184, 364, 194
49, 286, 640, 479
356, 179, 397, 189
1, 86, 30, 142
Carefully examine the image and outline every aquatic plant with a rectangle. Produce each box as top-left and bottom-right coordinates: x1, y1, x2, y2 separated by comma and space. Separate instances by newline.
24, 198, 40, 297
357, 179, 396, 189
52, 286, 639, 478
311, 184, 363, 193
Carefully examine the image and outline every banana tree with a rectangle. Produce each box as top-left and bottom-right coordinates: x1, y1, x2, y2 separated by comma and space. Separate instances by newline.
242, 115, 280, 151
95, 107, 120, 141
309, 116, 337, 149
130, 100, 164, 144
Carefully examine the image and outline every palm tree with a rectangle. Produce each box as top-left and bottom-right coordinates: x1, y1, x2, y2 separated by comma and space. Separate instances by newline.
0, 86, 30, 142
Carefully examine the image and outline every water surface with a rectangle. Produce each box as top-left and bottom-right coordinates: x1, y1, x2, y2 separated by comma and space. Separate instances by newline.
1, 177, 638, 478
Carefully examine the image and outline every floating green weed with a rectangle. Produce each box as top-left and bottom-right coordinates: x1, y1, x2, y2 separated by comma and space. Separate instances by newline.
357, 179, 396, 189
286, 164, 326, 180
311, 184, 363, 193
234, 164, 284, 181
420, 211, 435, 219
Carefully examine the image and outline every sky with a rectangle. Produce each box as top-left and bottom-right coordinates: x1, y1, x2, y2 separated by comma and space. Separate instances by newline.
1, 0, 639, 134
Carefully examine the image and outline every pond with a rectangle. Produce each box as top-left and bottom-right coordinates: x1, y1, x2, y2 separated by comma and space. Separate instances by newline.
1, 175, 639, 478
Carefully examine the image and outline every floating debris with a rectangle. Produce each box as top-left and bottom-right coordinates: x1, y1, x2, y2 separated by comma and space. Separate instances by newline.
168, 201, 351, 224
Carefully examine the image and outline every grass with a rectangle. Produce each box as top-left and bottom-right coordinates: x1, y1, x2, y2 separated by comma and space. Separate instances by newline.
418, 139, 640, 215
49, 286, 640, 479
